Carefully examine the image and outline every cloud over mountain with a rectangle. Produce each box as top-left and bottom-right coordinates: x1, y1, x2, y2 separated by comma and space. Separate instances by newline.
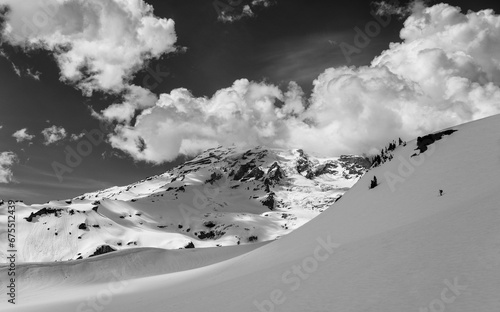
108, 79, 300, 163
107, 3, 500, 163
300, 2, 500, 155
2, 1, 500, 163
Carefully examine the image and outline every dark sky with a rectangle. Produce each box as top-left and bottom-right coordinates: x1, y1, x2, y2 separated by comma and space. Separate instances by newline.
0, 0, 498, 203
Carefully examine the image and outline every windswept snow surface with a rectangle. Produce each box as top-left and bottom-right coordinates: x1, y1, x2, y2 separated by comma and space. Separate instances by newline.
2, 115, 500, 311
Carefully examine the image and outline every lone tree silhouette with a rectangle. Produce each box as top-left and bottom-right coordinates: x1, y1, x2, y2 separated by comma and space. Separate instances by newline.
369, 176, 378, 189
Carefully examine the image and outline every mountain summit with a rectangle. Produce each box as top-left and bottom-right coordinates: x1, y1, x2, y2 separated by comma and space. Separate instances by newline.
0, 146, 369, 262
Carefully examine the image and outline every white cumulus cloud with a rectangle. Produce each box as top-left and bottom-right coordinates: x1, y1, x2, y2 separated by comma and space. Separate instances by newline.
108, 79, 299, 163
4, 1, 500, 163
0, 151, 18, 183
42, 125, 67, 145
290, 3, 500, 156
12, 128, 35, 143
216, 0, 276, 23
0, 0, 177, 95
70, 132, 85, 141
107, 2, 500, 162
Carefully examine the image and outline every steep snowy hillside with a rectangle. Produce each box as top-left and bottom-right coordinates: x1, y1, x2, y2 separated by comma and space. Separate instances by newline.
0, 146, 369, 262
3, 114, 498, 312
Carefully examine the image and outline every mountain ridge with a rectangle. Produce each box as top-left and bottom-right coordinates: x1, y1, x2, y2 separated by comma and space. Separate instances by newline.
0, 146, 370, 262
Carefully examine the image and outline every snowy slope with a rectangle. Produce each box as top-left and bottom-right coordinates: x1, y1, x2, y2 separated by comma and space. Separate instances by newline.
0, 147, 369, 262
1, 114, 499, 311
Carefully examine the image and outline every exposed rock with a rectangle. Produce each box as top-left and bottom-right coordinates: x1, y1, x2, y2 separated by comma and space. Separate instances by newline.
413, 129, 457, 156
195, 230, 226, 240
88, 245, 116, 258
248, 235, 258, 242
25, 208, 64, 222
313, 163, 339, 176
204, 221, 217, 228
206, 171, 223, 184
184, 241, 195, 249
261, 192, 276, 210
245, 167, 265, 181
339, 155, 371, 169
233, 162, 256, 181
296, 149, 311, 174
267, 162, 284, 182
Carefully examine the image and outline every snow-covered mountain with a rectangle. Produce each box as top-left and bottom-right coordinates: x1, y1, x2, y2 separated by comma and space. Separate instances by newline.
0, 146, 370, 262
2, 114, 499, 312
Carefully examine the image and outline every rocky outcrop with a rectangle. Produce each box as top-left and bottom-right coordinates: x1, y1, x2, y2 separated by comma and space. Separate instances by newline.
245, 167, 265, 181
233, 162, 256, 181
267, 162, 284, 182
313, 163, 339, 176
413, 129, 457, 156
25, 208, 64, 222
184, 241, 195, 249
88, 245, 116, 258
261, 192, 276, 210
295, 149, 312, 174
205, 171, 223, 184
195, 230, 226, 240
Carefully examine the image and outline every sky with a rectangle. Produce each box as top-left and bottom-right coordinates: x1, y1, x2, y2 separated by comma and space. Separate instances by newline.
0, 0, 500, 204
